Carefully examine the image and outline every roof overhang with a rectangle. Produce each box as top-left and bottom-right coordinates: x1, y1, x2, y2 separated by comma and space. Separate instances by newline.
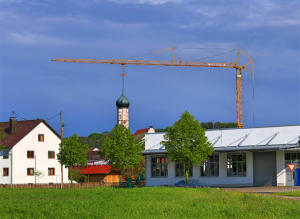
142, 144, 299, 155
142, 149, 168, 155
214, 144, 299, 152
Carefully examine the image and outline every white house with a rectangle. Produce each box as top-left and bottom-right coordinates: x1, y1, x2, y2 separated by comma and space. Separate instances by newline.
0, 117, 69, 184
143, 125, 300, 187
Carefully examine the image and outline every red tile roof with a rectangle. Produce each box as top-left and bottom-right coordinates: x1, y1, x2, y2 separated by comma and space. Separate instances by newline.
80, 165, 112, 175
134, 128, 149, 136
0, 119, 60, 148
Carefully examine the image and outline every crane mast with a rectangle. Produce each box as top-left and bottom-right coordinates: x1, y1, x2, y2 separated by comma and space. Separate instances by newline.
52, 47, 254, 128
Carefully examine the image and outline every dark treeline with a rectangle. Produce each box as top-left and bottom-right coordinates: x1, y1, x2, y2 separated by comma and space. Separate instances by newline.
201, 122, 237, 129
157, 122, 237, 132
76, 122, 237, 148
78, 132, 112, 148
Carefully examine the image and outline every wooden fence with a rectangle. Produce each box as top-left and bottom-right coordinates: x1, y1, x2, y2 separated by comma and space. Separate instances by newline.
0, 181, 145, 189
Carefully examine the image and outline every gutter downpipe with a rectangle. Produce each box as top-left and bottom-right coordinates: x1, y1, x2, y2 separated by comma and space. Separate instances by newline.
35, 155, 37, 184
10, 151, 12, 187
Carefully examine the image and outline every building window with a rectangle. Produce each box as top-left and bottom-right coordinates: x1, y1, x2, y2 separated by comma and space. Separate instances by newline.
38, 134, 44, 142
27, 168, 34, 176
3, 168, 9, 176
285, 152, 300, 166
151, 156, 168, 177
227, 153, 246, 177
201, 154, 219, 177
27, 151, 34, 159
48, 168, 55, 176
3, 153, 8, 159
48, 151, 55, 159
175, 161, 193, 177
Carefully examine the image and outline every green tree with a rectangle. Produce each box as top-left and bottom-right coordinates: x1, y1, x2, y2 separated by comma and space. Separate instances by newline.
78, 131, 112, 148
155, 128, 167, 132
69, 168, 87, 183
100, 125, 143, 177
162, 111, 214, 183
57, 134, 88, 184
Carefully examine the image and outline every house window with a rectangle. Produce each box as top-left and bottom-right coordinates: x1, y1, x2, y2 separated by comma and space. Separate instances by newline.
151, 156, 168, 177
227, 153, 247, 177
3, 153, 8, 159
27, 168, 34, 176
48, 168, 55, 176
285, 152, 300, 166
175, 161, 193, 177
38, 134, 44, 142
27, 151, 34, 159
201, 153, 219, 177
48, 151, 55, 159
3, 168, 9, 176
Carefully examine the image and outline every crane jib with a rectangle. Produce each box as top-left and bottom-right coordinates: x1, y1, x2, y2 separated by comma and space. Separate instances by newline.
52, 59, 235, 68
51, 48, 254, 129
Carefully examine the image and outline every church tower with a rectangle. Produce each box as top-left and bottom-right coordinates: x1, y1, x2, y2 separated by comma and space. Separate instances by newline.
116, 73, 130, 128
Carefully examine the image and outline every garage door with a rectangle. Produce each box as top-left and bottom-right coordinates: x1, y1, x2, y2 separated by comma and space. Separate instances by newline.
253, 152, 277, 186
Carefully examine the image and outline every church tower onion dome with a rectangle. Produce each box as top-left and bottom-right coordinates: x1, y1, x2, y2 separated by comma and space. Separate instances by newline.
116, 95, 130, 108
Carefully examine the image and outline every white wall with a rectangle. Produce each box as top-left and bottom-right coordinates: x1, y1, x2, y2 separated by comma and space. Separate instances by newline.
2, 122, 69, 184
276, 150, 286, 186
145, 152, 253, 187
0, 150, 11, 184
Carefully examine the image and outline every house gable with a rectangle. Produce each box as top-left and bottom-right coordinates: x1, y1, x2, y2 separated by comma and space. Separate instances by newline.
0, 119, 60, 149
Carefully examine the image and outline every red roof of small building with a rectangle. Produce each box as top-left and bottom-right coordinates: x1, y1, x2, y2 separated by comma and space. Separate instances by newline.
134, 128, 149, 136
80, 165, 112, 175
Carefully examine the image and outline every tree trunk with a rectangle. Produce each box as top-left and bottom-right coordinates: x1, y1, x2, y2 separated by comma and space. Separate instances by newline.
185, 170, 189, 184
70, 167, 73, 186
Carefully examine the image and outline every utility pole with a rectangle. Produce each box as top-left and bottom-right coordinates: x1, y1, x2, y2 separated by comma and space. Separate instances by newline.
60, 111, 63, 189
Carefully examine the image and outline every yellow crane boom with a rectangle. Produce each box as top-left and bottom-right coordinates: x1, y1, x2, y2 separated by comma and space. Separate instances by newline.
52, 47, 254, 128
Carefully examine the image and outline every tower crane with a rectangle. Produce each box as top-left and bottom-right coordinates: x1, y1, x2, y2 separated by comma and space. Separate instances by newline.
52, 47, 254, 128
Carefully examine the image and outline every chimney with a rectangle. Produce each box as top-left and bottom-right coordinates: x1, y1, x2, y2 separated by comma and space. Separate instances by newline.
9, 117, 17, 134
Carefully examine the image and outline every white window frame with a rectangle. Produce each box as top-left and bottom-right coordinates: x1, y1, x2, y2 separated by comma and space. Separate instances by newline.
227, 153, 247, 177
200, 153, 219, 177
175, 161, 193, 177
151, 155, 168, 177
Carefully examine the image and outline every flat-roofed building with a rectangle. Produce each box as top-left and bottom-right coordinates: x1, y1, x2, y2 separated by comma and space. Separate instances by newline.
143, 125, 300, 187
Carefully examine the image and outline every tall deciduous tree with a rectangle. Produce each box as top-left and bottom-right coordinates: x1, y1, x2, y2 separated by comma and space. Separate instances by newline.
162, 111, 214, 183
57, 134, 88, 184
100, 125, 143, 177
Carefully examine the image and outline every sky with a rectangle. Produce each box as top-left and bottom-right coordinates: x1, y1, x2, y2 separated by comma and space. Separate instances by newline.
0, 0, 299, 137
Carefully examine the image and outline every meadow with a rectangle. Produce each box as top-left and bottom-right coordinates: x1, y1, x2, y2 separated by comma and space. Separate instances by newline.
275, 191, 300, 197
0, 187, 299, 218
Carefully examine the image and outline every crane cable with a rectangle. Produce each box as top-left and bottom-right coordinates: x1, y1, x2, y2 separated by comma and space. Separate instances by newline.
45, 112, 61, 121
121, 64, 125, 95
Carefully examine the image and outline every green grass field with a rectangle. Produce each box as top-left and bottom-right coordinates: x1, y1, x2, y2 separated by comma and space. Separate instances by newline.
0, 187, 299, 218
275, 191, 300, 197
